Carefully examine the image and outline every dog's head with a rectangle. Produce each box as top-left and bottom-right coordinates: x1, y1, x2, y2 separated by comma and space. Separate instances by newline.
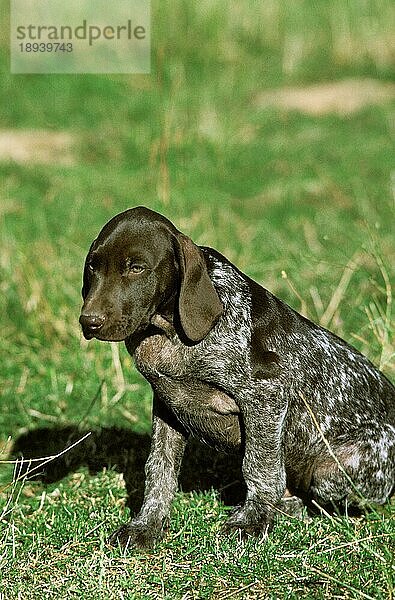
79, 207, 223, 343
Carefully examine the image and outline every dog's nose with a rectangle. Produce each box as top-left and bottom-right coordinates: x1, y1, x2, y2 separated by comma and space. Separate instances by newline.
79, 313, 106, 336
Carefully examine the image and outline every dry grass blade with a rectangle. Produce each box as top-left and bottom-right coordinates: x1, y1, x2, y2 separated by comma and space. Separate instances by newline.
298, 392, 367, 505
218, 580, 260, 599
0, 432, 92, 484
320, 252, 364, 328
305, 565, 378, 600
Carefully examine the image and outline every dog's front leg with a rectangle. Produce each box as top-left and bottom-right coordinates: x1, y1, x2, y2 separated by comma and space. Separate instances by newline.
225, 389, 287, 536
109, 394, 188, 548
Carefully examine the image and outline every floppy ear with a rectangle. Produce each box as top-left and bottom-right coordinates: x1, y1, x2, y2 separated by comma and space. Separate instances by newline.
175, 234, 224, 342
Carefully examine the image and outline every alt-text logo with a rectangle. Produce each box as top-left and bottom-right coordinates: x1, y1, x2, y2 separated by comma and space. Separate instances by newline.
11, 0, 150, 74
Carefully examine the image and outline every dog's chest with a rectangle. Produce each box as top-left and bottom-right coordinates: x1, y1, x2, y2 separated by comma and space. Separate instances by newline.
133, 332, 191, 378
132, 333, 242, 452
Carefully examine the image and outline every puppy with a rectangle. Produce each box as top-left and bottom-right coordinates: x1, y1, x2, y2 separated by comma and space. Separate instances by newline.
80, 206, 395, 547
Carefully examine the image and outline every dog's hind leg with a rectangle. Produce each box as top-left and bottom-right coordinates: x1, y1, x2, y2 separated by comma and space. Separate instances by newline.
310, 424, 395, 508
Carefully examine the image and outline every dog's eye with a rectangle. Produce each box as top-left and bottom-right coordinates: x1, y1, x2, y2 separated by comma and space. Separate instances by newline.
87, 261, 94, 273
129, 265, 145, 274
124, 259, 145, 275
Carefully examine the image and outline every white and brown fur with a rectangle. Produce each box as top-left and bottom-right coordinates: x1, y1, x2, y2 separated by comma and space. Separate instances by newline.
79, 206, 395, 547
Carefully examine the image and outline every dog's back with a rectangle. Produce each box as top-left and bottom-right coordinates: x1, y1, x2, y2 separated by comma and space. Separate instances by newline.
201, 247, 395, 506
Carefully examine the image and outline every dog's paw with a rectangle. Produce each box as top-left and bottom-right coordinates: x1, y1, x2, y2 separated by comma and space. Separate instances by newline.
108, 520, 163, 550
278, 495, 310, 521
223, 501, 274, 538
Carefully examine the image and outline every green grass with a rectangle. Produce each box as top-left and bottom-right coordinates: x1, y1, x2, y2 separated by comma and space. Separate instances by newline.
0, 0, 394, 597
1, 471, 394, 599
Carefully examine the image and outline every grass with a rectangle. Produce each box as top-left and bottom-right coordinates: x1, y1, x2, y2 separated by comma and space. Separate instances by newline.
1, 469, 394, 598
0, 0, 394, 597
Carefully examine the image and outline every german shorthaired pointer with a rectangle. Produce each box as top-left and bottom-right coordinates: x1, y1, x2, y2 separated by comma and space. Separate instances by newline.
79, 206, 395, 548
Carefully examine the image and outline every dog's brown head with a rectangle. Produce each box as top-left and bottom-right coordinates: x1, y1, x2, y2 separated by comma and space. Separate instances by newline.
79, 207, 223, 343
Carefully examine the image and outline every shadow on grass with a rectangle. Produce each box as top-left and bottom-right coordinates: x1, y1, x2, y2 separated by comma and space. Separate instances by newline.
11, 427, 246, 511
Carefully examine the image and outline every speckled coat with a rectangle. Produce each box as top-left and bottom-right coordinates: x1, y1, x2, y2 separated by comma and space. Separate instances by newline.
80, 207, 395, 547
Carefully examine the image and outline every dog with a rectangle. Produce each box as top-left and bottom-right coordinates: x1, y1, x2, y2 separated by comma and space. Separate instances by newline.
79, 206, 395, 548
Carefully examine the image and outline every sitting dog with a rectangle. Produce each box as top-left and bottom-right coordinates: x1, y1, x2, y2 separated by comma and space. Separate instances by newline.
79, 206, 395, 547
